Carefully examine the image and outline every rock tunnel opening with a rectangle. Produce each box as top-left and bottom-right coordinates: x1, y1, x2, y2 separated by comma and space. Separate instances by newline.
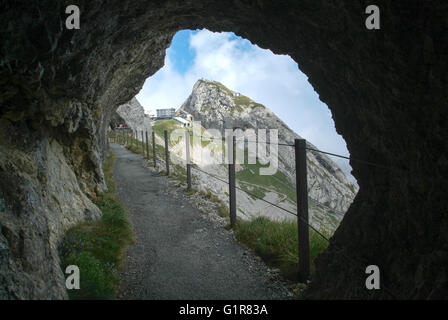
0, 1, 446, 299
119, 28, 358, 233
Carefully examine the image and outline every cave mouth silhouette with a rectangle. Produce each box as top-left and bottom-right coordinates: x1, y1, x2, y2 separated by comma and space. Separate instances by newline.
1, 1, 446, 299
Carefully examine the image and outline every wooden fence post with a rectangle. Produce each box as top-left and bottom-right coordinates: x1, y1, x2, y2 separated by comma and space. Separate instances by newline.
185, 131, 191, 190
228, 134, 237, 228
141, 131, 145, 155
164, 130, 169, 175
145, 131, 149, 159
152, 131, 156, 168
295, 138, 310, 282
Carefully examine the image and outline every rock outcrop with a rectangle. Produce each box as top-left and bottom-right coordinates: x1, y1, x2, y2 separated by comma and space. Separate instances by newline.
0, 115, 102, 299
0, 1, 446, 299
115, 97, 152, 133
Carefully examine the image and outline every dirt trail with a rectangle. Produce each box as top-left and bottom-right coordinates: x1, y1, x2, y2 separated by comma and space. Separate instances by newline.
111, 144, 292, 299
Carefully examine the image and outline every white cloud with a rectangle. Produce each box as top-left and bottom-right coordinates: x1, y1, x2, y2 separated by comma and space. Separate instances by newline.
136, 29, 355, 180
135, 51, 193, 115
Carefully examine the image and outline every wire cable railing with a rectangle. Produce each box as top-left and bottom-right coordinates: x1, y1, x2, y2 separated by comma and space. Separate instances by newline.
191, 165, 331, 243
110, 127, 399, 299
190, 165, 400, 298
188, 131, 405, 172
189, 164, 398, 299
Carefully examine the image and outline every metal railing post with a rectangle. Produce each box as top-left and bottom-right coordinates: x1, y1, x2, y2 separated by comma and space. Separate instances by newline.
228, 134, 236, 228
295, 138, 310, 282
145, 131, 149, 159
152, 131, 156, 168
164, 130, 169, 175
185, 131, 191, 190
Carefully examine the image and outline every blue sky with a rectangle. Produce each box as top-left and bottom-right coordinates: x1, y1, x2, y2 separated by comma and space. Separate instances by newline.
136, 29, 354, 179
167, 30, 197, 74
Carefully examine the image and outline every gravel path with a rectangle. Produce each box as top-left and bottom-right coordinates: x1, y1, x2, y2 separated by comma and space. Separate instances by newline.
112, 144, 293, 300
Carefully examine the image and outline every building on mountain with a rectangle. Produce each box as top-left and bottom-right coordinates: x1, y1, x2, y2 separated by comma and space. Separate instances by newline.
156, 108, 176, 119
173, 116, 191, 127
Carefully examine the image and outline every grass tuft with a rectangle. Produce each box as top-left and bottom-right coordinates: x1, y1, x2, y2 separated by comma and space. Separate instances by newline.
58, 151, 134, 300
234, 216, 329, 281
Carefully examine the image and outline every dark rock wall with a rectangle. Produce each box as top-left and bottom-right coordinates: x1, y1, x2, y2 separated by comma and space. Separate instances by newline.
0, 0, 446, 299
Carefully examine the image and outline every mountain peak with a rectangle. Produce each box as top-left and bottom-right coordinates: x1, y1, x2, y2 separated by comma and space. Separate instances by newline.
181, 79, 267, 124
195, 79, 241, 98
175, 80, 358, 231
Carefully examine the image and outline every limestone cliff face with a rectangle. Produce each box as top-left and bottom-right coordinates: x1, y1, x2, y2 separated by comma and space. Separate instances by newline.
0, 114, 102, 299
0, 1, 446, 299
115, 97, 152, 134
178, 80, 357, 231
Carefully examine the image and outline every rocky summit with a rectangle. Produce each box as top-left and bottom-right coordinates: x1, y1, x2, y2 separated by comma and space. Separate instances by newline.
175, 80, 358, 232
